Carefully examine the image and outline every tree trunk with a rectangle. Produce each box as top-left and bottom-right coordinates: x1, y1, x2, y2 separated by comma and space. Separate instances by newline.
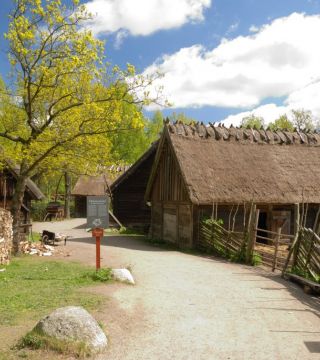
11, 175, 28, 254
64, 172, 71, 219
54, 174, 63, 202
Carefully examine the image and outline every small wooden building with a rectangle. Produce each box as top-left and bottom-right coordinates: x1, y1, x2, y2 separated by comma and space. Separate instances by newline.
0, 167, 44, 232
72, 174, 111, 217
145, 122, 320, 248
71, 166, 130, 217
110, 142, 158, 231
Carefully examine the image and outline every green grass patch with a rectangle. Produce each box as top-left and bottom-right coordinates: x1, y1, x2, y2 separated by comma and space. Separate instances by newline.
0, 257, 111, 325
28, 232, 42, 243
17, 329, 92, 358
290, 266, 320, 283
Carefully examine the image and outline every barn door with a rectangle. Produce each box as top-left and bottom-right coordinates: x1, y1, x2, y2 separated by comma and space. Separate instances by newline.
178, 205, 192, 248
163, 205, 177, 243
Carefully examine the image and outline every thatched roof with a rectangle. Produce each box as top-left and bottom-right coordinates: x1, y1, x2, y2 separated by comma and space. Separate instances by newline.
72, 165, 130, 196
71, 175, 109, 196
146, 122, 320, 204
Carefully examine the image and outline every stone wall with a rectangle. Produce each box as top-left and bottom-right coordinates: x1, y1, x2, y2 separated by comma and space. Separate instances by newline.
0, 208, 13, 265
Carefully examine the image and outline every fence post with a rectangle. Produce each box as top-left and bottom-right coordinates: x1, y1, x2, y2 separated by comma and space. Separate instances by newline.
246, 205, 258, 264
282, 203, 300, 277
272, 227, 281, 272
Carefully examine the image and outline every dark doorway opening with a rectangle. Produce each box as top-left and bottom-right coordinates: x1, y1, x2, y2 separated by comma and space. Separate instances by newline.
257, 211, 268, 244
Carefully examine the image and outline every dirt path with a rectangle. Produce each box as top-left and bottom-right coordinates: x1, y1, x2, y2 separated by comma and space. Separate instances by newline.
33, 219, 320, 360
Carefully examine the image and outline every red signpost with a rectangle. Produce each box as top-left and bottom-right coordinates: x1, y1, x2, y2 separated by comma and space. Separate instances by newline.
92, 228, 104, 270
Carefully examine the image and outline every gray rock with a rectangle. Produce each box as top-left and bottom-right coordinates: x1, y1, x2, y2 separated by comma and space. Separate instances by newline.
34, 306, 107, 353
112, 268, 135, 284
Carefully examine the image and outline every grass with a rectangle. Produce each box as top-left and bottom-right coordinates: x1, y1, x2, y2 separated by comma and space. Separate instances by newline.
17, 329, 92, 358
28, 232, 42, 243
0, 256, 112, 326
290, 266, 320, 283
104, 226, 146, 237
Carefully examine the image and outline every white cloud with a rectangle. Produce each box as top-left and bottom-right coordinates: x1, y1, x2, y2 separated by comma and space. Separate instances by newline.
142, 13, 320, 113
226, 21, 239, 36
85, 0, 211, 36
249, 25, 259, 33
220, 80, 320, 127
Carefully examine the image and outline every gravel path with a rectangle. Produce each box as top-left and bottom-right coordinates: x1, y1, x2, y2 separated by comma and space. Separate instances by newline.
33, 219, 320, 360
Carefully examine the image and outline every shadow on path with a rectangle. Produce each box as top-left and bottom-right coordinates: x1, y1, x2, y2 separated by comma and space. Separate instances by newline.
69, 235, 170, 252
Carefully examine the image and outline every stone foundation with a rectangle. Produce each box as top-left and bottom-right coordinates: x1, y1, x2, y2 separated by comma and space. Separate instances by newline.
0, 208, 13, 265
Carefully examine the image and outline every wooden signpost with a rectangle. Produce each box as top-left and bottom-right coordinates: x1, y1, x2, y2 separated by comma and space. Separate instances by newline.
87, 196, 109, 271
92, 227, 104, 270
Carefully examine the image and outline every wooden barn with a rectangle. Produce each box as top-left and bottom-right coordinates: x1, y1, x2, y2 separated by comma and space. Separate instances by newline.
71, 166, 130, 217
0, 166, 44, 233
110, 142, 158, 232
72, 174, 111, 217
145, 122, 320, 249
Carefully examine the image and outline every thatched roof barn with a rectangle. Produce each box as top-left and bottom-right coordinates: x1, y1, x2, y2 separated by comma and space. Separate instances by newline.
71, 166, 130, 217
145, 122, 320, 248
110, 142, 158, 231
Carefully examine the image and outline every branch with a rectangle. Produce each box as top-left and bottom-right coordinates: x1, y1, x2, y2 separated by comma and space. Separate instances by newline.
25, 127, 136, 175
0, 131, 28, 144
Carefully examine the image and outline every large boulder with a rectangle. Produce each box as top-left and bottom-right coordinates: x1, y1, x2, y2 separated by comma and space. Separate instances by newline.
111, 268, 135, 284
34, 306, 107, 354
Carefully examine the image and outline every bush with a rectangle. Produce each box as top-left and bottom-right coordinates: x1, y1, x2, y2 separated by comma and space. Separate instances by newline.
30, 200, 48, 221
89, 268, 112, 282
251, 252, 262, 266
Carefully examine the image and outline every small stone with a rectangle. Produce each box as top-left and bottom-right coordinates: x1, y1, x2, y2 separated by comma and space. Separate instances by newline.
42, 251, 52, 256
34, 306, 107, 354
111, 269, 135, 284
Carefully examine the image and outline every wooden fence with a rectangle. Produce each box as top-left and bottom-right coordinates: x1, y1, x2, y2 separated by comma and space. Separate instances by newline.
199, 220, 246, 260
254, 227, 294, 271
199, 203, 319, 284
289, 227, 320, 281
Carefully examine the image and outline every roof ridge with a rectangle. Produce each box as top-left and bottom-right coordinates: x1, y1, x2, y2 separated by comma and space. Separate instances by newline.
165, 122, 320, 145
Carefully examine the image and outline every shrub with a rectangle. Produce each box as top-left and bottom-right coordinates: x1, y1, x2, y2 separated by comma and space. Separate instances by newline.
89, 268, 112, 282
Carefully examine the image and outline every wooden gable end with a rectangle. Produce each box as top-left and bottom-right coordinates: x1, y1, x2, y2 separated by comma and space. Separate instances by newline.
151, 137, 189, 203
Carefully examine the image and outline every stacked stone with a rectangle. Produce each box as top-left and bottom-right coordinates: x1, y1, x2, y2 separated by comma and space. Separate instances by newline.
0, 208, 13, 265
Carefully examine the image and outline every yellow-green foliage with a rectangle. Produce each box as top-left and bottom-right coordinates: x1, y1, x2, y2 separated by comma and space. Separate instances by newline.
0, 0, 162, 179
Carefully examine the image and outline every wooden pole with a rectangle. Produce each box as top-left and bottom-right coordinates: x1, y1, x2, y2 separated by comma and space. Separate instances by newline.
312, 205, 320, 233
282, 203, 300, 277
246, 205, 258, 264
272, 226, 281, 272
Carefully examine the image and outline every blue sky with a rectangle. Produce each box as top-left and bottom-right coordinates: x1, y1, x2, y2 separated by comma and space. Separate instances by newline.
1, 0, 320, 124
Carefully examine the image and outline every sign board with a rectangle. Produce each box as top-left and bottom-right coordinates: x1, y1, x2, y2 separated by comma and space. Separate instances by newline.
92, 227, 104, 238
87, 196, 109, 229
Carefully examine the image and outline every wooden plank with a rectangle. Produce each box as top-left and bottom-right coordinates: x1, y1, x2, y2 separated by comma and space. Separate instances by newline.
255, 227, 294, 238
272, 227, 281, 272
282, 203, 300, 277
285, 273, 320, 293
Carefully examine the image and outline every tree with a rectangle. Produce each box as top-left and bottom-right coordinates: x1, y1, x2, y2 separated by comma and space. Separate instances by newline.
269, 114, 294, 131
241, 114, 265, 129
1, 0, 160, 253
168, 112, 196, 124
291, 109, 314, 131
146, 110, 163, 140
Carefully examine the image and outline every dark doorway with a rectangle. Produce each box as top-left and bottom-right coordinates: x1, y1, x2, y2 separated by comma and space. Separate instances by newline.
257, 211, 268, 243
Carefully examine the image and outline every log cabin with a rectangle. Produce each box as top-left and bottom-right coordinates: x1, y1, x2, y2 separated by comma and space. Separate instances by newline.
145, 122, 320, 249
110, 142, 158, 232
0, 166, 44, 234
